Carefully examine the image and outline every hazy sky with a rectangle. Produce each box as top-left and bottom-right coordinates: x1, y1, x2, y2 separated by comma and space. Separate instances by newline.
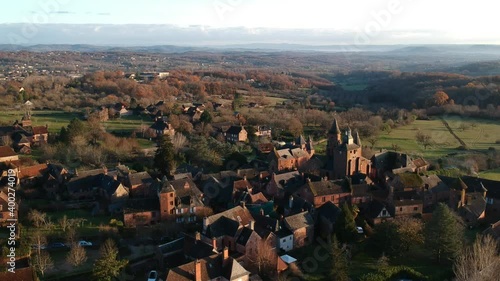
1, 0, 499, 45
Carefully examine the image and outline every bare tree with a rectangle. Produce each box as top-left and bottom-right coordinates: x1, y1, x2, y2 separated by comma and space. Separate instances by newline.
28, 209, 48, 228
171, 132, 188, 153
32, 251, 54, 276
454, 235, 500, 281
67, 243, 88, 267
59, 215, 69, 232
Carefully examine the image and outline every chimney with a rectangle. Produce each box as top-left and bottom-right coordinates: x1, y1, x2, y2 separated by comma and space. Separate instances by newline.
460, 188, 466, 207
249, 220, 255, 230
195, 259, 201, 281
306, 177, 311, 183
212, 237, 217, 251
259, 208, 265, 216
240, 201, 246, 208
102, 166, 108, 175
243, 175, 247, 181
195, 231, 201, 241
223, 247, 229, 267
203, 217, 208, 232
288, 195, 294, 209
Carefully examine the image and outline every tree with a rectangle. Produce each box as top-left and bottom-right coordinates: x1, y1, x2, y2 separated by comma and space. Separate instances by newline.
425, 203, 464, 263
368, 221, 400, 257
171, 133, 188, 153
28, 209, 48, 228
154, 135, 176, 176
393, 217, 424, 252
92, 239, 128, 281
335, 203, 358, 243
32, 251, 54, 276
287, 117, 303, 138
416, 130, 433, 149
453, 235, 500, 281
330, 235, 349, 281
67, 243, 87, 267
433, 90, 449, 106
66, 118, 88, 142
200, 110, 212, 124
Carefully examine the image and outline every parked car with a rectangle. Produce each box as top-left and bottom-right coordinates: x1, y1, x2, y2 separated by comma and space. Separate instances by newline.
48, 242, 67, 249
78, 240, 93, 247
147, 270, 158, 281
356, 226, 364, 234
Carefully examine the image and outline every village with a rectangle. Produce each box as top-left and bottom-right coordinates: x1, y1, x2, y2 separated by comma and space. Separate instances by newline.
0, 97, 499, 281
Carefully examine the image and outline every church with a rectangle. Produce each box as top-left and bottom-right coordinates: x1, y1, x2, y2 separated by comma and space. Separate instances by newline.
326, 119, 372, 179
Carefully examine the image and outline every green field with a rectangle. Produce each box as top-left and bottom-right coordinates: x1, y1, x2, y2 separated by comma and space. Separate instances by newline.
375, 119, 459, 160
444, 115, 500, 151
479, 168, 500, 180
0, 110, 152, 135
373, 117, 500, 160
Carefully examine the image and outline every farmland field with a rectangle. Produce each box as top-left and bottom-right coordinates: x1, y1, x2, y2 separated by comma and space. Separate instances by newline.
0, 110, 152, 134
375, 118, 459, 160
374, 116, 500, 163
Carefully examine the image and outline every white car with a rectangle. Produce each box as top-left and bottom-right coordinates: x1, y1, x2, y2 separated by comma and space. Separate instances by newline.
78, 240, 93, 247
356, 226, 364, 234
147, 270, 158, 281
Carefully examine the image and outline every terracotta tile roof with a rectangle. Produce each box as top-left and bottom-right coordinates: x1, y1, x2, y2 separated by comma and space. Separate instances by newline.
19, 163, 48, 179
166, 253, 249, 281
0, 267, 36, 281
0, 146, 17, 158
32, 126, 48, 135
305, 179, 346, 196
205, 206, 254, 229
284, 211, 314, 232
233, 179, 253, 191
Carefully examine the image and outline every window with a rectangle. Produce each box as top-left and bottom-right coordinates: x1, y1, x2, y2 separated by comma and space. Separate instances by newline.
282, 239, 286, 243
413, 206, 419, 211
170, 201, 174, 206
170, 193, 173, 197
399, 207, 403, 211
322, 197, 326, 202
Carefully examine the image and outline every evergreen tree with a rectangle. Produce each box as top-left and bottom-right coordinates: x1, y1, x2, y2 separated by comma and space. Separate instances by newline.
425, 203, 464, 263
200, 110, 212, 124
92, 239, 128, 281
154, 135, 176, 176
59, 126, 69, 143
336, 202, 358, 243
330, 235, 349, 281
66, 118, 88, 142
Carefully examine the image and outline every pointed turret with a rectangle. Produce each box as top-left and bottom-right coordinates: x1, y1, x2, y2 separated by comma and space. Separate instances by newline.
306, 136, 315, 156
344, 127, 354, 144
296, 135, 306, 146
354, 130, 361, 146
329, 118, 341, 135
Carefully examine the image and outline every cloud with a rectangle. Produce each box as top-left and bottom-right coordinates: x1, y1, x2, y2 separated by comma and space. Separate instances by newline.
97, 13, 111, 16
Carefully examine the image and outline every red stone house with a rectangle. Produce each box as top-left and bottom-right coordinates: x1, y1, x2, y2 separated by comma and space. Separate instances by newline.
393, 191, 423, 217
0, 146, 19, 164
225, 125, 248, 143
283, 211, 314, 249
0, 191, 17, 226
159, 177, 209, 223
127, 171, 154, 197
297, 178, 351, 208
165, 248, 250, 281
123, 198, 160, 227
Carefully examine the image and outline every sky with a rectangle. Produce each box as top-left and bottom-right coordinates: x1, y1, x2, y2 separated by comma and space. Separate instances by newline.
1, 0, 499, 45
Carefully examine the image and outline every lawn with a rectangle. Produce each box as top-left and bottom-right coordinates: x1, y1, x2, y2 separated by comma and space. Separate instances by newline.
0, 110, 81, 134
0, 110, 152, 135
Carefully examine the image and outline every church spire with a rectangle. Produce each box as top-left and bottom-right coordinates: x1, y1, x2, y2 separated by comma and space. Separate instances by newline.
354, 130, 361, 146
329, 118, 340, 135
